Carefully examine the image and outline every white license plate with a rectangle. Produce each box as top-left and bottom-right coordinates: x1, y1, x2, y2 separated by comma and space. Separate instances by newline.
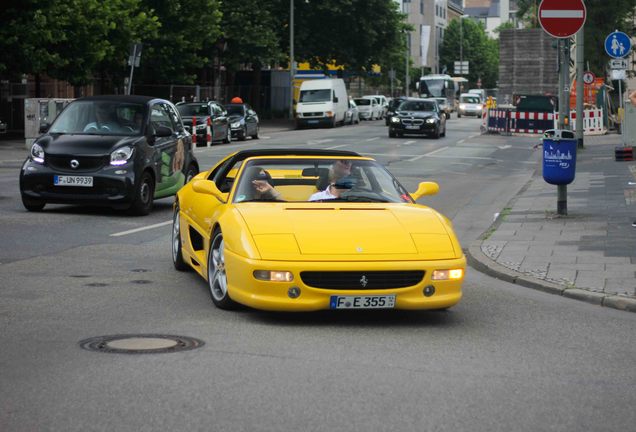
307, 120, 319, 124
330, 295, 395, 309
405, 125, 420, 130
54, 175, 93, 187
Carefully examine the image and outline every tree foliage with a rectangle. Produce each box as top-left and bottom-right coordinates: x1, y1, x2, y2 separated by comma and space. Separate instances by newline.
136, 0, 222, 84
440, 18, 499, 89
0, 0, 159, 86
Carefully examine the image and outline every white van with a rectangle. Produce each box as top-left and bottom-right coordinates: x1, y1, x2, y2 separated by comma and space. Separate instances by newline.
296, 78, 348, 128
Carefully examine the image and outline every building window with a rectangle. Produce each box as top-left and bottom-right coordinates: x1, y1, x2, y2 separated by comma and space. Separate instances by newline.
420, 0, 424, 14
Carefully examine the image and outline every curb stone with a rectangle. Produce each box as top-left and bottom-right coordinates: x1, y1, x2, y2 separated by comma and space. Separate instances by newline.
465, 243, 636, 313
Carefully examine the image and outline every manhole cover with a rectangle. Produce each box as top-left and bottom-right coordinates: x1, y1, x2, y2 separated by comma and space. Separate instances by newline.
79, 334, 204, 354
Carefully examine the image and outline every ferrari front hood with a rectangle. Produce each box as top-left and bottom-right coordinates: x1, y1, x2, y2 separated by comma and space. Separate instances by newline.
236, 204, 458, 260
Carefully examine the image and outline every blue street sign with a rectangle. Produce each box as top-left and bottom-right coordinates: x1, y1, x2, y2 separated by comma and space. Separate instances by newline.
604, 31, 632, 58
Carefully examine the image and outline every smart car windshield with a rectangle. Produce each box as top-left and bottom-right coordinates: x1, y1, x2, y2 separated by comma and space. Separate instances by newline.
48, 101, 146, 135
232, 158, 413, 204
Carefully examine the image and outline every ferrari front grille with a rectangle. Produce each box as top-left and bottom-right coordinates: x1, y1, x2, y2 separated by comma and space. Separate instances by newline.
300, 270, 425, 290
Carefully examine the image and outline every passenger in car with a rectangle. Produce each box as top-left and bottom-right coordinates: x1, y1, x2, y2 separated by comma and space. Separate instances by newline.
309, 175, 356, 201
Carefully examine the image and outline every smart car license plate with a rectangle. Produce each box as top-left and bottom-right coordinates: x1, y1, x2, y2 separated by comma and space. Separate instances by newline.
54, 175, 93, 187
330, 295, 395, 309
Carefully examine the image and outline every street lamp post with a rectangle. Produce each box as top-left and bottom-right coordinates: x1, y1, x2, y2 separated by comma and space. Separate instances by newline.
458, 14, 469, 92
289, 0, 295, 119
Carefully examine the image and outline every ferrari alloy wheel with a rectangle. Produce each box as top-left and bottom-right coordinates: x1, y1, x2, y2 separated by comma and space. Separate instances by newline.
207, 229, 238, 309
172, 204, 188, 271
185, 163, 198, 184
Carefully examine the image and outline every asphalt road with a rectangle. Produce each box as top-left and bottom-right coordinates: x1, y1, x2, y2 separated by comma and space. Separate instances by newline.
1, 117, 635, 431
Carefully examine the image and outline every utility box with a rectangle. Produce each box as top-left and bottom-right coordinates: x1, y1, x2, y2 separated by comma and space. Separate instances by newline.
542, 129, 577, 185
24, 98, 74, 150
624, 101, 636, 147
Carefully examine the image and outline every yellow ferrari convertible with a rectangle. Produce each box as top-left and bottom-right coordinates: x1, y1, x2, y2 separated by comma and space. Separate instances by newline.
172, 149, 465, 311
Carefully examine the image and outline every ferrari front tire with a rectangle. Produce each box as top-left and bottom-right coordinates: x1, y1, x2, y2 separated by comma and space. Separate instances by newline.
172, 204, 188, 271
207, 228, 238, 310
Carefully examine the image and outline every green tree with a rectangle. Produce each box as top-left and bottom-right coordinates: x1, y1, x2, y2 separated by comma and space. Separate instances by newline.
0, 0, 159, 93
136, 0, 222, 84
440, 18, 499, 89
272, 0, 409, 76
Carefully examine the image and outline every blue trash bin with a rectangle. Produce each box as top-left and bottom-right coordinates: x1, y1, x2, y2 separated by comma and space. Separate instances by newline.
542, 129, 577, 185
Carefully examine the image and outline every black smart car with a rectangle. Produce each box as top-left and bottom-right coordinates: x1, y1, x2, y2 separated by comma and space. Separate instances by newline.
388, 98, 446, 139
226, 103, 259, 141
177, 101, 231, 145
20, 95, 199, 215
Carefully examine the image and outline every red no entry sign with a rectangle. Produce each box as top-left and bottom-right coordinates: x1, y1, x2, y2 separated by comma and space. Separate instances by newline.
539, 0, 586, 38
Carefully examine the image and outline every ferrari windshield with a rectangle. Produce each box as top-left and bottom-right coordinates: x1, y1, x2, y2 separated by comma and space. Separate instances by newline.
232, 158, 413, 204
48, 100, 145, 135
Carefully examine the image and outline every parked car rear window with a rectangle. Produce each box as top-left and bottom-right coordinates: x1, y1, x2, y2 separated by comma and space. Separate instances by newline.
354, 99, 371, 106
177, 104, 211, 116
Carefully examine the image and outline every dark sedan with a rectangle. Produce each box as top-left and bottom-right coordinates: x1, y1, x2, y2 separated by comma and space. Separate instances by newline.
177, 101, 232, 145
20, 95, 199, 215
226, 103, 259, 141
385, 96, 407, 125
388, 98, 446, 139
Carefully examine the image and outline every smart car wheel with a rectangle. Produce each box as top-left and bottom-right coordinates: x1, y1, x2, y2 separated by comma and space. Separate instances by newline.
208, 228, 238, 310
129, 171, 154, 216
172, 204, 188, 271
185, 163, 198, 183
22, 196, 45, 212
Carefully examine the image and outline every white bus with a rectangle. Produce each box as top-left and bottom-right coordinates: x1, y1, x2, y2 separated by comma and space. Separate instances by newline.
418, 74, 459, 112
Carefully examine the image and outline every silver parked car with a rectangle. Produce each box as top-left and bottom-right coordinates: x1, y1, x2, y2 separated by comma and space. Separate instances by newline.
345, 99, 360, 125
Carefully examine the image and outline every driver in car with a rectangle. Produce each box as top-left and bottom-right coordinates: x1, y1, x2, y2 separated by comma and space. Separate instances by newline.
83, 105, 120, 132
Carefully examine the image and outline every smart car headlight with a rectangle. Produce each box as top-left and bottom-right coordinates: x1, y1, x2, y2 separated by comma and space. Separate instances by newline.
31, 143, 45, 164
110, 146, 134, 166
390, 116, 401, 123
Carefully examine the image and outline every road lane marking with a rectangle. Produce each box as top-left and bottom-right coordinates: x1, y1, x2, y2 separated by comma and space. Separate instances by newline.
365, 137, 380, 142
403, 140, 416, 145
407, 146, 448, 162
325, 144, 349, 149
110, 220, 171, 237
307, 139, 334, 145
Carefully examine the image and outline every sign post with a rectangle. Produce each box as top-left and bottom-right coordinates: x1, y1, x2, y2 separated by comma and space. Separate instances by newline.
126, 43, 143, 95
538, 0, 586, 216
605, 30, 632, 145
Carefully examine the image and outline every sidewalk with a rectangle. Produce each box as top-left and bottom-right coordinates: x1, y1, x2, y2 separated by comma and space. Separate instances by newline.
259, 119, 295, 134
466, 133, 636, 312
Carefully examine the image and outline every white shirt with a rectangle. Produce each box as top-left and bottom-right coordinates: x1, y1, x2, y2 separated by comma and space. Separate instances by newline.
309, 185, 338, 201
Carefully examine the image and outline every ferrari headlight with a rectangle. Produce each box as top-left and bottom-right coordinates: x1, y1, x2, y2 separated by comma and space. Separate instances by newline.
390, 116, 401, 123
432, 269, 464, 281
425, 118, 436, 124
110, 145, 134, 166
31, 143, 45, 164
231, 121, 241, 128
253, 270, 294, 282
